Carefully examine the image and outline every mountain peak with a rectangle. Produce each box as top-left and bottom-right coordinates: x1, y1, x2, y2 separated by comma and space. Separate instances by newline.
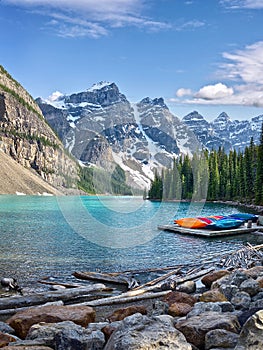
214, 112, 231, 122
139, 97, 168, 109
87, 81, 115, 92
182, 111, 207, 122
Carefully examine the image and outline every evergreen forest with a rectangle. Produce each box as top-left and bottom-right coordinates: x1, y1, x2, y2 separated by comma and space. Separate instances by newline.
78, 164, 133, 195
148, 123, 263, 206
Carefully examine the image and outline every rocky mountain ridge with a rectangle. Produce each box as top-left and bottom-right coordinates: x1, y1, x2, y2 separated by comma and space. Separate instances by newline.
37, 82, 200, 189
37, 81, 263, 189
182, 111, 263, 152
0, 65, 79, 194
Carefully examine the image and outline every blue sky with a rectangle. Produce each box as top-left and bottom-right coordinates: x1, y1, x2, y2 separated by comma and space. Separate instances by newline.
1, 0, 263, 121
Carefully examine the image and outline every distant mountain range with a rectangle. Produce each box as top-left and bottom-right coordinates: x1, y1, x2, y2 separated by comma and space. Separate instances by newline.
182, 110, 263, 152
36, 82, 263, 190
37, 82, 200, 189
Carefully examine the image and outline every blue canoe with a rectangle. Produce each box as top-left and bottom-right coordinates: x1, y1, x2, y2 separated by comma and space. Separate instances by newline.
205, 217, 244, 230
228, 213, 258, 223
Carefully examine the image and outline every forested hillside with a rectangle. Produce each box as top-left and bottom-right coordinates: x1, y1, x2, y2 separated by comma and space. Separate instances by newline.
148, 123, 263, 206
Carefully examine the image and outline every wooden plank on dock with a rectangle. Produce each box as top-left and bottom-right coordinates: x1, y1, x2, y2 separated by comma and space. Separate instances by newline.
157, 224, 263, 237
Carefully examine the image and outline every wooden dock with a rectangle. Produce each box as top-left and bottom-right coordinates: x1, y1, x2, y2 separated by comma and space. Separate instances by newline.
158, 224, 263, 237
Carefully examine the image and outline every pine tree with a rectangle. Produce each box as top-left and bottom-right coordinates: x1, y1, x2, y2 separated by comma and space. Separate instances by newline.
244, 144, 254, 201
232, 149, 238, 199
227, 150, 234, 199
218, 147, 228, 199
148, 170, 163, 200
208, 150, 220, 200
181, 154, 193, 199
237, 151, 246, 201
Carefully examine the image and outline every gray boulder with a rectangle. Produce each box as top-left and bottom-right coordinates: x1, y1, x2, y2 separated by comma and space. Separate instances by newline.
104, 313, 192, 350
186, 302, 222, 318
230, 271, 248, 287
251, 291, 263, 301
26, 321, 105, 349
237, 308, 262, 327
217, 301, 234, 312
251, 298, 263, 308
219, 284, 239, 301
0, 321, 15, 335
55, 327, 105, 350
235, 310, 263, 350
239, 279, 260, 296
175, 311, 240, 349
176, 281, 196, 294
205, 329, 238, 350
150, 300, 169, 316
231, 291, 251, 310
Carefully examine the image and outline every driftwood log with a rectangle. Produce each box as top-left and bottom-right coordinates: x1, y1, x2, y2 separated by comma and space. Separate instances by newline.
74, 267, 215, 308
38, 280, 86, 289
77, 290, 171, 307
0, 284, 107, 311
73, 271, 139, 289
218, 243, 263, 269
132, 268, 181, 291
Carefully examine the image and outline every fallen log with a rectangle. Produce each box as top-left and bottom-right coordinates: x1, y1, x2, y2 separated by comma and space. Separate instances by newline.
0, 284, 107, 311
132, 268, 181, 291
106, 264, 184, 276
73, 271, 138, 289
175, 267, 215, 284
73, 271, 129, 285
38, 280, 85, 288
139, 266, 215, 293
77, 290, 170, 307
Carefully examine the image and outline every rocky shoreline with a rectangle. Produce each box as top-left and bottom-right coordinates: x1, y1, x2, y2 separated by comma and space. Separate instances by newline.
213, 200, 263, 215
0, 263, 263, 349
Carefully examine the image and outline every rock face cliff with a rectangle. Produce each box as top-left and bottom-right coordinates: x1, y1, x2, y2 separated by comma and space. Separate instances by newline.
0, 65, 79, 194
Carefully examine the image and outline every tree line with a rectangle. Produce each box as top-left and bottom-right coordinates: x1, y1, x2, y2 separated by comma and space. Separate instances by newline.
78, 164, 134, 195
148, 123, 263, 206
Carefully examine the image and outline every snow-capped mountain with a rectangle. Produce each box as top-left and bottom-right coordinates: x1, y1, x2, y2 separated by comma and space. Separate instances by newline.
182, 111, 263, 152
37, 82, 263, 189
36, 82, 200, 189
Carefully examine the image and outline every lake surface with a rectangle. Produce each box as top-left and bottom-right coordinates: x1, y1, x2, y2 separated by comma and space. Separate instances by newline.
0, 195, 262, 291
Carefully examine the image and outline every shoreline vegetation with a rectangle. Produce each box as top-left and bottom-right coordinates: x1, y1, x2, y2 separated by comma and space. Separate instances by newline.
148, 123, 263, 209
148, 198, 263, 215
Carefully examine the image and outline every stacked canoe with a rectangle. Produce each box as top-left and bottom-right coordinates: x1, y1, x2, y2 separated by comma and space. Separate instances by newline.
175, 213, 258, 231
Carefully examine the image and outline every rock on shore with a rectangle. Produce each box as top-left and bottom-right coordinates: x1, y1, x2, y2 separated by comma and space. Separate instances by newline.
1, 266, 263, 349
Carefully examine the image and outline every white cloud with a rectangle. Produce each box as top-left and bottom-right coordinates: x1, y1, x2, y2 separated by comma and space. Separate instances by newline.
47, 91, 64, 102
176, 88, 192, 97
3, 0, 142, 15
170, 89, 263, 107
2, 0, 171, 37
176, 20, 205, 31
220, 0, 263, 9
220, 41, 263, 85
171, 40, 263, 108
46, 12, 108, 38
194, 83, 234, 100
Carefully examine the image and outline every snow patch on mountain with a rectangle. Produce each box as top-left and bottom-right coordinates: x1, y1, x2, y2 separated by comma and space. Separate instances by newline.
87, 81, 113, 92
132, 103, 163, 158
112, 152, 152, 189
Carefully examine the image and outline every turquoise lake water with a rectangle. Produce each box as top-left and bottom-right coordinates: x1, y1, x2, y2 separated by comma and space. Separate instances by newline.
0, 195, 262, 291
